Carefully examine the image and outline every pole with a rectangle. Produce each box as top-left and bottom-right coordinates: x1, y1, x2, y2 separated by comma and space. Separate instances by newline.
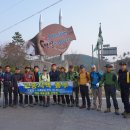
92, 44, 94, 65
59, 9, 62, 25
98, 44, 100, 71
59, 9, 64, 61
39, 14, 42, 32
100, 22, 103, 71
39, 14, 45, 61
101, 43, 103, 70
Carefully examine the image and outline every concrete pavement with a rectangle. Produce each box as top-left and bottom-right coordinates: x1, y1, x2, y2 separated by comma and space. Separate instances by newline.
0, 98, 130, 130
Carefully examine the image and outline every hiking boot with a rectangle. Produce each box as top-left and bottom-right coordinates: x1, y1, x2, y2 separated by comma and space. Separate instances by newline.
87, 107, 91, 110
97, 108, 101, 111
104, 108, 111, 113
115, 109, 120, 115
61, 103, 66, 107
79, 105, 86, 109
58, 102, 61, 105
67, 104, 71, 107
76, 103, 79, 107
121, 111, 126, 116
29, 104, 34, 107
123, 113, 130, 118
9, 104, 13, 107
34, 102, 38, 105
52, 102, 57, 105
43, 103, 46, 107
13, 105, 17, 108
70, 104, 74, 107
3, 105, 8, 108
91, 107, 96, 110
19, 103, 23, 107
39, 101, 43, 106
23, 104, 29, 108
46, 103, 50, 107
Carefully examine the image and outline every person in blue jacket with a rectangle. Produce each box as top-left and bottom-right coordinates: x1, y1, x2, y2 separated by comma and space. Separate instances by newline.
90, 65, 102, 111
2, 65, 15, 108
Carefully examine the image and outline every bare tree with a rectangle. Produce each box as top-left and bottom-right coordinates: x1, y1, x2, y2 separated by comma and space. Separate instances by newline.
0, 45, 4, 65
1, 42, 29, 68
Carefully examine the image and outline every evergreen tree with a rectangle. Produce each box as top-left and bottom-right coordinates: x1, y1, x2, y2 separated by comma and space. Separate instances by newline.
12, 32, 25, 46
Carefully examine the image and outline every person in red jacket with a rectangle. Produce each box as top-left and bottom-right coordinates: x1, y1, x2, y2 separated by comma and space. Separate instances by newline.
23, 66, 35, 107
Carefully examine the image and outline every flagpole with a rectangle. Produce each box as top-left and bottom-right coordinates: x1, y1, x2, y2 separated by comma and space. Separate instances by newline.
92, 44, 94, 65
98, 44, 100, 71
59, 9, 64, 61
94, 23, 103, 71
101, 42, 103, 70
100, 23, 103, 71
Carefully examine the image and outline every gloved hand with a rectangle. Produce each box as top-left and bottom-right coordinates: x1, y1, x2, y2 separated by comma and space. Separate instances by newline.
98, 82, 102, 87
96, 83, 99, 88
86, 83, 90, 87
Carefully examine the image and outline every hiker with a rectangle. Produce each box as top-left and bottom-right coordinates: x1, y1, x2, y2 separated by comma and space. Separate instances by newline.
23, 66, 35, 107
79, 65, 91, 110
2, 65, 14, 108
90, 65, 102, 111
59, 66, 67, 106
12, 67, 23, 107
99, 64, 119, 115
49, 64, 60, 105
66, 65, 79, 107
33, 66, 42, 106
39, 67, 50, 107
118, 61, 130, 118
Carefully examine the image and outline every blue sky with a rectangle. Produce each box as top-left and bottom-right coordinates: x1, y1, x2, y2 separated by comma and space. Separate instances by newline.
0, 0, 130, 57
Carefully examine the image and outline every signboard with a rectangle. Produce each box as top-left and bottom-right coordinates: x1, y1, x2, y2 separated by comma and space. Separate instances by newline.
103, 44, 110, 48
103, 47, 117, 56
27, 24, 76, 56
18, 81, 73, 96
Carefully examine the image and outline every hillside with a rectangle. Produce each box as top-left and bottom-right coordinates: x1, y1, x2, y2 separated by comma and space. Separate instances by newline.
47, 54, 98, 69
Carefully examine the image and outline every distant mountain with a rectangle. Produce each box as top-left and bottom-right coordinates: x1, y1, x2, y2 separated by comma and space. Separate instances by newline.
47, 54, 98, 69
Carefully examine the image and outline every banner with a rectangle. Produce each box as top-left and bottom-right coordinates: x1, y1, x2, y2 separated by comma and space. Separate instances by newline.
18, 81, 73, 96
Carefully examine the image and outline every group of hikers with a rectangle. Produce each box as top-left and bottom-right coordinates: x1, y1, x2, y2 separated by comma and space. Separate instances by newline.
0, 61, 130, 118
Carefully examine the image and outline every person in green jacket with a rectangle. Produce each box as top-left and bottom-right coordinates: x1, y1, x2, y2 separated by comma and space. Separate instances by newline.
99, 64, 119, 115
59, 66, 67, 106
66, 65, 79, 107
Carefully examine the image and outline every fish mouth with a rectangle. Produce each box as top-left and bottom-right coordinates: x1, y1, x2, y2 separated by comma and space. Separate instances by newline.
40, 40, 54, 49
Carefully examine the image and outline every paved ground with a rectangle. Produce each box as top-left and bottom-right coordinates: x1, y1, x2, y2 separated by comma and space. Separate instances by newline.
0, 98, 130, 130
